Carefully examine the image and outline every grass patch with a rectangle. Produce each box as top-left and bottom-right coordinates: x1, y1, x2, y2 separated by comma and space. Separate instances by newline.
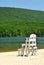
0, 42, 23, 52
0, 42, 44, 52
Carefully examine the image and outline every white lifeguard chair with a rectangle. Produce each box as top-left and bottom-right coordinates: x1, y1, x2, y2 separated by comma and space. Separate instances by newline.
22, 38, 29, 56
18, 38, 29, 56
29, 34, 37, 55
18, 34, 37, 56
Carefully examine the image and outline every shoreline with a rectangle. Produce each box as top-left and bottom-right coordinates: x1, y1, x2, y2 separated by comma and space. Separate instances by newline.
0, 48, 44, 52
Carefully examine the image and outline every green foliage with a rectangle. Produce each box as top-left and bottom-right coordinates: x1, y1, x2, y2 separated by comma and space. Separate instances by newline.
0, 7, 44, 37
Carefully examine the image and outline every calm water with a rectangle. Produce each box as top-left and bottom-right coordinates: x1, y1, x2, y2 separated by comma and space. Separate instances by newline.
0, 37, 44, 45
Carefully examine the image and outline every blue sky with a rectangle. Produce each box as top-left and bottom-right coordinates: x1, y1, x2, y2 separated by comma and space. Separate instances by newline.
0, 0, 44, 11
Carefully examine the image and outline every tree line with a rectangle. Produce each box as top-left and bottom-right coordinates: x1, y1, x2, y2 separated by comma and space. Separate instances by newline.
0, 26, 44, 37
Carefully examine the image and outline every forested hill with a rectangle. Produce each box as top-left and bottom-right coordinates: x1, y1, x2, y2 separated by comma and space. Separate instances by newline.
0, 7, 44, 37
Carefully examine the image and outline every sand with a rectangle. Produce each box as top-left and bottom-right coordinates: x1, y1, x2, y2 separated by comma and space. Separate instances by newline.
0, 49, 44, 65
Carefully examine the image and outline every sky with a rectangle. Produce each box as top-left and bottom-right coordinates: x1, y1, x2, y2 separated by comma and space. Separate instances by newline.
0, 0, 44, 11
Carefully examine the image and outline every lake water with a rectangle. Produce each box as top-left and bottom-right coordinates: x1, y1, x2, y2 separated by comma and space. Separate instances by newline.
0, 37, 44, 49
0, 37, 44, 44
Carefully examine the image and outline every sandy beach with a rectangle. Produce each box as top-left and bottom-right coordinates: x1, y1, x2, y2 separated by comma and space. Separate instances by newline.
0, 49, 44, 65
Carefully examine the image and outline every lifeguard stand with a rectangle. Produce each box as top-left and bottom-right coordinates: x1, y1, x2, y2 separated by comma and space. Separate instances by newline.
29, 34, 37, 55
18, 34, 37, 56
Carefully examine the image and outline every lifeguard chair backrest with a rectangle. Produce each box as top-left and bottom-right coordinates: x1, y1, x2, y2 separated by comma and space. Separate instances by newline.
29, 34, 36, 46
